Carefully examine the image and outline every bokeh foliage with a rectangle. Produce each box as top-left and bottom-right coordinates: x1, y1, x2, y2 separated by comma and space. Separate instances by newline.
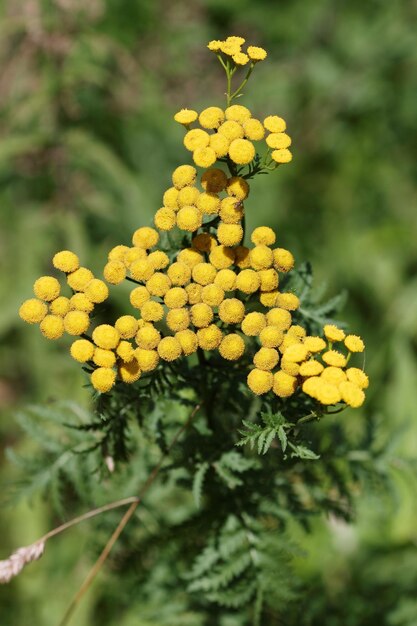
1, 0, 416, 624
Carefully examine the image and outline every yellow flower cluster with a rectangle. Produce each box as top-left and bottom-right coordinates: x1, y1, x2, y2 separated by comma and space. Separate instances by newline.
18, 35, 368, 411
19, 251, 109, 341
174, 106, 292, 168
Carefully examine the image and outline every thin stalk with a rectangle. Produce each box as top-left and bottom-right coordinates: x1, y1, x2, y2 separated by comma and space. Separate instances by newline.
229, 63, 255, 101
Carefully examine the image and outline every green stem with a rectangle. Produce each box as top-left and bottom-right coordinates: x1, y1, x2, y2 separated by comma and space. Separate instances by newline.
229, 63, 255, 102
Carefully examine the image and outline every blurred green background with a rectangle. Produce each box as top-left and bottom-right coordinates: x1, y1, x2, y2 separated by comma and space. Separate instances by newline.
1, 0, 416, 624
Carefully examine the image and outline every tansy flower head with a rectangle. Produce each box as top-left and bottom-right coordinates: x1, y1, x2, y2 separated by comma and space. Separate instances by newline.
185, 283, 203, 304
250, 245, 274, 270
272, 370, 297, 397
251, 226, 276, 247
303, 336, 326, 353
315, 381, 342, 405
124, 247, 147, 268
228, 138, 255, 165
275, 292, 300, 311
210, 133, 230, 157
214, 268, 236, 291
40, 315, 65, 340
322, 350, 347, 368
233, 52, 249, 66
130, 286, 151, 309
220, 40, 241, 57
253, 347, 279, 371
201, 284, 224, 307
154, 207, 176, 231
241, 312, 266, 336
163, 186, 179, 208
197, 192, 220, 215
174, 108, 198, 125
218, 334, 245, 361
280, 358, 300, 376
321, 366, 346, 385
209, 245, 235, 269
197, 324, 223, 350
259, 326, 284, 348
272, 248, 294, 272
177, 248, 204, 268
69, 293, 94, 313
323, 325, 346, 343
84, 279, 109, 304
135, 348, 159, 372
199, 107, 225, 129
346, 367, 369, 389
236, 269, 260, 294
339, 381, 365, 408
259, 290, 279, 307
234, 245, 251, 269
218, 120, 244, 141
242, 118, 265, 141
193, 146, 217, 168
283, 343, 309, 363
271, 149, 292, 164
140, 300, 164, 322
344, 335, 365, 352
135, 324, 161, 350
175, 329, 198, 355
192, 233, 217, 253
132, 227, 159, 250
166, 308, 190, 332
103, 261, 126, 285
177, 186, 200, 207
118, 358, 141, 383
19, 299, 48, 324
91, 368, 116, 393
49, 296, 71, 317
108, 245, 130, 262
299, 360, 324, 377
225, 105, 251, 123
264, 116, 286, 133
247, 369, 273, 395
63, 310, 90, 336
207, 40, 222, 52
247, 46, 267, 62
192, 262, 217, 286
219, 197, 244, 224
33, 276, 61, 302
172, 165, 197, 189
157, 336, 182, 362
70, 339, 94, 363
67, 267, 95, 292
184, 128, 210, 152
92, 324, 120, 350
266, 307, 292, 330
93, 348, 116, 369
148, 250, 170, 270
53, 250, 79, 274
116, 341, 135, 363
226, 176, 250, 200
201, 168, 228, 193
258, 269, 279, 292
266, 133, 292, 150
176, 206, 203, 232
115, 315, 139, 339
218, 298, 245, 325
167, 261, 192, 286
191, 303, 214, 328
146, 272, 172, 297
130, 259, 155, 282
164, 287, 188, 309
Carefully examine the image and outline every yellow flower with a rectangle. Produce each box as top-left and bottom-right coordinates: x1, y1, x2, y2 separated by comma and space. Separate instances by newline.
167, 261, 192, 286
275, 292, 300, 311
52, 250, 79, 273
214, 268, 236, 291
40, 315, 65, 340
247, 369, 273, 395
298, 360, 324, 377
199, 107, 225, 129
176, 206, 203, 232
234, 245, 251, 269
69, 293, 94, 313
218, 120, 244, 141
287, 325, 307, 339
266, 133, 292, 149
220, 40, 241, 56
64, 310, 90, 336
279, 334, 300, 354
175, 329, 198, 355
130, 259, 155, 282
49, 296, 71, 317
146, 272, 172, 297
271, 149, 293, 164
19, 298, 48, 324
303, 336, 326, 353
235, 269, 260, 294
140, 300, 164, 322
130, 286, 151, 309
184, 128, 210, 151
219, 197, 244, 224
201, 168, 228, 193
108, 245, 130, 262
339, 381, 365, 408
196, 192, 220, 215
201, 284, 224, 307
226, 176, 250, 200
177, 186, 200, 207
92, 324, 120, 349
249, 245, 273, 270
103, 261, 126, 285
263, 116, 286, 133
323, 324, 346, 342
225, 105, 252, 123
266, 308, 292, 330
315, 381, 342, 405
163, 186, 179, 208
135, 348, 159, 372
172, 164, 197, 189
115, 315, 139, 339
174, 108, 198, 125
154, 207, 176, 231
280, 358, 300, 376
192, 233, 218, 253
242, 119, 265, 141
192, 262, 217, 286
322, 350, 347, 368
93, 347, 116, 368
241, 312, 267, 336
33, 276, 61, 302
177, 247, 204, 268
116, 341, 135, 362
197, 324, 223, 350
283, 343, 309, 363
228, 138, 255, 165
124, 247, 147, 268
132, 227, 159, 249
258, 269, 279, 292
207, 40, 222, 52
344, 335, 365, 353
118, 358, 142, 383
70, 338, 95, 363
259, 326, 284, 348
217, 222, 243, 247
209, 133, 230, 157
232, 52, 249, 65
218, 298, 245, 324
247, 46, 267, 62
91, 368, 116, 393
251, 226, 276, 246
272, 248, 295, 272
190, 303, 214, 328
148, 250, 170, 270
164, 287, 188, 309
209, 245, 235, 269
193, 146, 217, 168
84, 279, 109, 304
157, 336, 182, 361
218, 334, 245, 360
259, 290, 278, 307
346, 367, 369, 390
254, 347, 279, 371
272, 370, 297, 397
166, 308, 190, 332
185, 283, 203, 304
321, 366, 346, 385
135, 323, 161, 350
